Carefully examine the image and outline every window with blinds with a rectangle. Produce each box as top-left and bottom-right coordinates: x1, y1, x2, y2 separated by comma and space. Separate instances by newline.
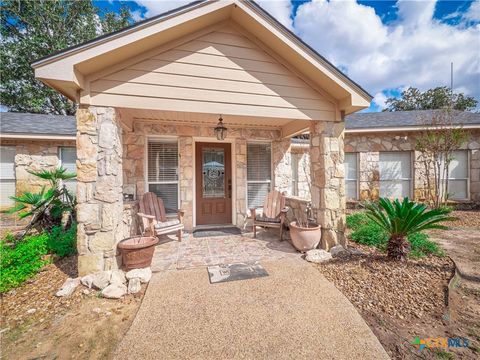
1, 146, 16, 206
59, 147, 77, 195
440, 150, 469, 200
379, 152, 412, 198
247, 143, 271, 208
345, 153, 358, 200
291, 153, 299, 196
147, 139, 179, 210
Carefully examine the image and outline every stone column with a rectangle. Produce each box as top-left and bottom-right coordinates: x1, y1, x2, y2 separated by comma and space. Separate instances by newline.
235, 138, 248, 228
76, 106, 124, 276
309, 120, 346, 249
272, 138, 292, 194
179, 136, 194, 230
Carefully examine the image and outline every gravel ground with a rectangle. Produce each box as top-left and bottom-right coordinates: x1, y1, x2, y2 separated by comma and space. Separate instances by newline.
1, 256, 144, 359
315, 244, 479, 359
448, 210, 480, 229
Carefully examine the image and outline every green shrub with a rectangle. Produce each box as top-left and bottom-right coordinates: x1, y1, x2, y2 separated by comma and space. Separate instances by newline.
0, 233, 50, 293
348, 213, 445, 258
350, 221, 389, 250
46, 223, 77, 258
346, 212, 371, 231
408, 232, 445, 258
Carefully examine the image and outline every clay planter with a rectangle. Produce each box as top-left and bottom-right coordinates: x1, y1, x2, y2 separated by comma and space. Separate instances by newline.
289, 221, 321, 252
117, 236, 159, 270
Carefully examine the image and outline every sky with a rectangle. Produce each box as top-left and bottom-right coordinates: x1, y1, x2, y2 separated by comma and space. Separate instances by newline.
95, 0, 480, 112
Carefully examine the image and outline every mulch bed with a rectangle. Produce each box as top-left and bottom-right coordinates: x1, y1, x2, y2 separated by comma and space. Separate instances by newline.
448, 210, 480, 229
315, 244, 480, 359
1, 255, 81, 330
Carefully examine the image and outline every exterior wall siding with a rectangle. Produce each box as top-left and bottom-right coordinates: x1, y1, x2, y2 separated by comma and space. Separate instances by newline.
90, 25, 335, 121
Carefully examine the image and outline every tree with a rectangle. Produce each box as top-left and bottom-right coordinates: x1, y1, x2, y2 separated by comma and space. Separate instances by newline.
365, 198, 453, 261
384, 87, 477, 112
1, 0, 134, 115
4, 167, 77, 238
415, 108, 469, 208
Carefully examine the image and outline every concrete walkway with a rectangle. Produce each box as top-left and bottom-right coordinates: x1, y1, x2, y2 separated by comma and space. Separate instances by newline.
115, 259, 389, 360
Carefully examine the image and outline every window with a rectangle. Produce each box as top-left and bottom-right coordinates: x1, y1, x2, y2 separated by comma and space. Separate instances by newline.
379, 152, 412, 198
247, 143, 271, 208
441, 150, 469, 200
1, 146, 16, 206
147, 139, 179, 210
345, 153, 358, 200
59, 147, 77, 195
291, 153, 299, 196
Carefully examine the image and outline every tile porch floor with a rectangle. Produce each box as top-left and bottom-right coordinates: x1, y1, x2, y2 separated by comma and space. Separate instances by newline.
151, 228, 302, 272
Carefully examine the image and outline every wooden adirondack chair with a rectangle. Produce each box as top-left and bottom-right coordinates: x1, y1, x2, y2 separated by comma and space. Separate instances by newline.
137, 192, 185, 241
250, 190, 289, 240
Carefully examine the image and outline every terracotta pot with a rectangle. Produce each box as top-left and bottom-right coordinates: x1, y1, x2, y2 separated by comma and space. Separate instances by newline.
289, 221, 321, 252
117, 236, 159, 270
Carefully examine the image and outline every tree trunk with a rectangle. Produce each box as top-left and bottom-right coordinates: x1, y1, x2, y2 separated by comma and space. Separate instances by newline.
387, 235, 411, 261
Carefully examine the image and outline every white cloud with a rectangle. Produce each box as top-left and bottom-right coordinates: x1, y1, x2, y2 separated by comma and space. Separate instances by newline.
255, 0, 293, 29
131, 0, 479, 102
464, 0, 480, 22
133, 0, 191, 18
372, 92, 388, 110
294, 0, 480, 101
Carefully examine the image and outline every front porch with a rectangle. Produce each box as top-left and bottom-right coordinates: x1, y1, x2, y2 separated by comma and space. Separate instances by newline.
151, 228, 300, 272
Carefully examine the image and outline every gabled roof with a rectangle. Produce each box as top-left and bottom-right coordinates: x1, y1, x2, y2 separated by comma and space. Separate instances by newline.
32, 0, 371, 115
0, 112, 76, 138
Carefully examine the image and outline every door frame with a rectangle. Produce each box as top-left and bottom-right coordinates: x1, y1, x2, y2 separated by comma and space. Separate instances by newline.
193, 137, 236, 227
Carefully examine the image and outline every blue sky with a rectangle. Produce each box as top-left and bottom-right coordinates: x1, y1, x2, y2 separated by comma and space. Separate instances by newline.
94, 0, 479, 112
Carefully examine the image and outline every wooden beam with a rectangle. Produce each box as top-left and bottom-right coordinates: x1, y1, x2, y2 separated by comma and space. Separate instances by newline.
281, 120, 310, 138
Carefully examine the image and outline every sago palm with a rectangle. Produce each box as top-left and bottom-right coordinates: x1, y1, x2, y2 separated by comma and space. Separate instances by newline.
365, 197, 454, 261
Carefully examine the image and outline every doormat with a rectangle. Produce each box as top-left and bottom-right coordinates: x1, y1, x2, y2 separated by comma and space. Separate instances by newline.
207, 263, 268, 284
193, 227, 242, 238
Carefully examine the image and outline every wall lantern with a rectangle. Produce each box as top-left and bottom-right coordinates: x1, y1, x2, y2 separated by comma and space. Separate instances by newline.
214, 115, 227, 140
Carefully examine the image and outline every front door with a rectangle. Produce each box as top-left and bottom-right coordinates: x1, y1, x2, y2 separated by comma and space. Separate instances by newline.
195, 142, 232, 225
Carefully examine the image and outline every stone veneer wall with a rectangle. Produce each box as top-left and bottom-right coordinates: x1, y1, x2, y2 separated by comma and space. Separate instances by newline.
345, 130, 480, 202
76, 106, 124, 275
0, 139, 75, 227
0, 138, 76, 198
122, 121, 281, 232
287, 130, 480, 204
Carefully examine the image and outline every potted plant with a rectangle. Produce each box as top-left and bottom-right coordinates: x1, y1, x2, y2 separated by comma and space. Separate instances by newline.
289, 202, 321, 252
117, 235, 159, 270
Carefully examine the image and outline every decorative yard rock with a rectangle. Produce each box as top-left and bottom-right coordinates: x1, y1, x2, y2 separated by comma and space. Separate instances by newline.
80, 274, 95, 289
110, 269, 127, 285
92, 271, 112, 290
330, 245, 349, 258
126, 267, 152, 283
101, 284, 127, 299
128, 278, 141, 294
55, 278, 80, 297
305, 249, 332, 263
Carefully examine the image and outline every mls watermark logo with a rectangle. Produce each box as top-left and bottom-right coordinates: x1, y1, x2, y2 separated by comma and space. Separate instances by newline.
412, 336, 469, 351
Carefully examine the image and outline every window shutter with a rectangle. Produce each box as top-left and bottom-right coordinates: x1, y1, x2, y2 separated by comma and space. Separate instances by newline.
441, 150, 468, 200
1, 146, 16, 206
59, 147, 77, 195
147, 139, 179, 210
247, 143, 271, 208
379, 152, 411, 198
345, 153, 358, 200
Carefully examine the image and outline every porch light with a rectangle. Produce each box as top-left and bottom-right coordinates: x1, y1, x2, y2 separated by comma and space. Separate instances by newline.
214, 115, 227, 140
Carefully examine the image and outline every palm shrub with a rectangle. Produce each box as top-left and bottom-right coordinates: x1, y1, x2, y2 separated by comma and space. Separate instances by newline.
4, 167, 76, 238
365, 197, 454, 261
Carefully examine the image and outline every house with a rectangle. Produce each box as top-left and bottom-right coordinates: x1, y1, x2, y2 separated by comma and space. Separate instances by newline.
0, 112, 77, 211
31, 0, 373, 275
288, 110, 480, 204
